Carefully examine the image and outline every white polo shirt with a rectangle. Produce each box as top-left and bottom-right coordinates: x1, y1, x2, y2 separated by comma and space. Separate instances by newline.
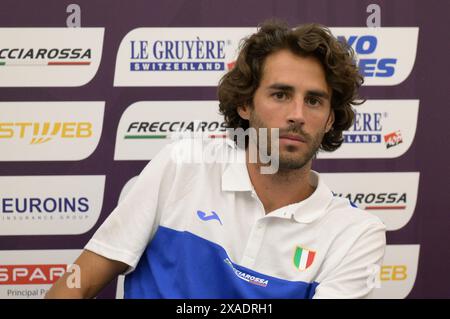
85, 137, 386, 299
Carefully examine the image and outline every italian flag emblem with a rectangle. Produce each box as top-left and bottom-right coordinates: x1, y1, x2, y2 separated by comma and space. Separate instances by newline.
293, 246, 316, 271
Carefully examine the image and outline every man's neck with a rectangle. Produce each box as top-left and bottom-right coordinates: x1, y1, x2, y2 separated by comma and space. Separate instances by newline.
245, 149, 315, 214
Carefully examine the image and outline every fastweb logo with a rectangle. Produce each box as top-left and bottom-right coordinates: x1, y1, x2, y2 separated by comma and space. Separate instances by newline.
0, 28, 104, 87
371, 245, 420, 299
0, 102, 104, 161
0, 122, 93, 145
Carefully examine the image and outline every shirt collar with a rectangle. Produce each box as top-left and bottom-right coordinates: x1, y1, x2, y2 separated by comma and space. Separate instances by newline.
221, 147, 333, 224
221, 144, 253, 192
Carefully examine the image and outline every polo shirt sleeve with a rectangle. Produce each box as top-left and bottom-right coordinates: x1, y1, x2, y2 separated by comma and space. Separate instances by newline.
84, 141, 178, 274
313, 221, 387, 299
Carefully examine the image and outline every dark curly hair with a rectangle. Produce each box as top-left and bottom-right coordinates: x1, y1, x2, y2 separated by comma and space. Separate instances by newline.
217, 20, 364, 152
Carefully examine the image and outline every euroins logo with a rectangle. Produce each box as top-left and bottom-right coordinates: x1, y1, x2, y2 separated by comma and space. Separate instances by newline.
1, 197, 90, 221
344, 111, 391, 144
129, 39, 234, 72
0, 48, 91, 66
337, 35, 396, 78
0, 122, 93, 144
124, 120, 227, 140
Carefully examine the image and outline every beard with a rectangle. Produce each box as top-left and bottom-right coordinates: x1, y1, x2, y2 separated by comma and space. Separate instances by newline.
248, 111, 325, 171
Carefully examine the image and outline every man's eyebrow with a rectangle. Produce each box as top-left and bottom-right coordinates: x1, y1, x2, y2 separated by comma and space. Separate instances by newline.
306, 90, 330, 100
267, 83, 330, 100
267, 83, 295, 91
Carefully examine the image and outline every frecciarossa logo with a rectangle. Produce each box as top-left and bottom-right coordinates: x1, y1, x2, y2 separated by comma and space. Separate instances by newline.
124, 121, 226, 140
0, 28, 104, 87
321, 172, 419, 231
0, 48, 91, 66
114, 101, 227, 160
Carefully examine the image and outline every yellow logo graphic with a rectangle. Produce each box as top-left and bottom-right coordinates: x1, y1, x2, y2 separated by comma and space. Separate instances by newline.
380, 265, 408, 281
0, 122, 93, 144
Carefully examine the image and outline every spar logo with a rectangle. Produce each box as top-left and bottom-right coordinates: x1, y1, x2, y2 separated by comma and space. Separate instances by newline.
0, 250, 81, 299
0, 122, 93, 144
0, 28, 104, 87
334, 192, 407, 211
0, 176, 104, 236
0, 265, 66, 285
114, 101, 226, 160
322, 172, 419, 231
124, 121, 226, 140
318, 100, 419, 159
114, 28, 253, 86
0, 102, 104, 161
332, 28, 419, 86
129, 38, 232, 72
0, 48, 91, 66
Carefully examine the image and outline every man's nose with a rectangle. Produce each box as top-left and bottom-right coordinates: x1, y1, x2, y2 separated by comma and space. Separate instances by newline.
286, 96, 306, 125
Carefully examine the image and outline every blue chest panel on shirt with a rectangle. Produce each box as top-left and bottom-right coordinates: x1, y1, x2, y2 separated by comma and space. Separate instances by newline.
124, 226, 318, 298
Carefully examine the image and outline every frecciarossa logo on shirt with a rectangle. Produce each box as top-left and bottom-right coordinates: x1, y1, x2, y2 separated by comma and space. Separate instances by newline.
224, 258, 269, 288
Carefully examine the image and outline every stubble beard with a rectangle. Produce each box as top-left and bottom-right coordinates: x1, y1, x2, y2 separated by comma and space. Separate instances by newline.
249, 111, 324, 171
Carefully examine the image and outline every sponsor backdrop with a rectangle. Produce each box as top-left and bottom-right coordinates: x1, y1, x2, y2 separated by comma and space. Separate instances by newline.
0, 0, 449, 298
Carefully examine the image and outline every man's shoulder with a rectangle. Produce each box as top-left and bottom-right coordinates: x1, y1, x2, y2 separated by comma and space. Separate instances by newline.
324, 194, 386, 231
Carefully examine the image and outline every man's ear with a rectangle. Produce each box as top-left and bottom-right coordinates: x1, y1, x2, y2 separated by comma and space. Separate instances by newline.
325, 109, 335, 133
237, 104, 251, 121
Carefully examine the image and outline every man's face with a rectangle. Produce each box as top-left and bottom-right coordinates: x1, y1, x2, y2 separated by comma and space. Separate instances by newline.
238, 49, 334, 170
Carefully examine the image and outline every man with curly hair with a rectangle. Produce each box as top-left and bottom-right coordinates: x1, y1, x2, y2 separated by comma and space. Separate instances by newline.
47, 20, 386, 299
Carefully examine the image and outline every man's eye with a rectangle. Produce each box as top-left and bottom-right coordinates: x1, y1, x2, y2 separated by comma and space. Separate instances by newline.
306, 97, 321, 106
272, 92, 288, 100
